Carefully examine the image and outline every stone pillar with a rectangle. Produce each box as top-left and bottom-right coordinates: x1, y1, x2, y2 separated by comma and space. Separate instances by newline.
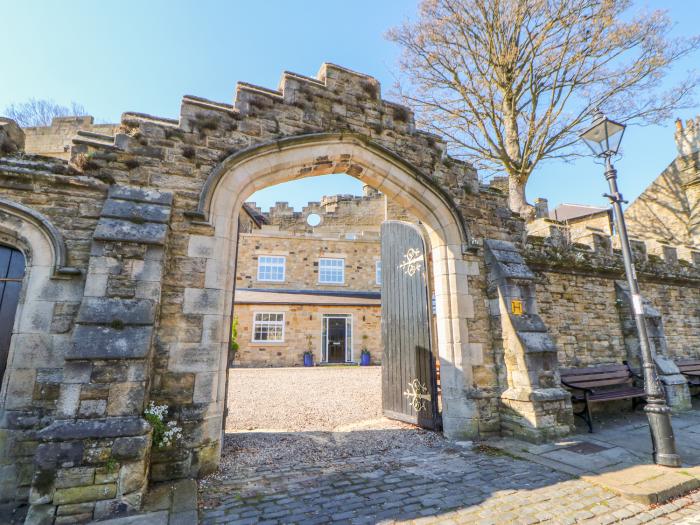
484, 240, 573, 443
615, 281, 691, 412
26, 186, 172, 523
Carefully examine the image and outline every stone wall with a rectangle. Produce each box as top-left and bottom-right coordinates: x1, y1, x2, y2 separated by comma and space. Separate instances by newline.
233, 303, 381, 367
236, 233, 380, 292
524, 234, 700, 369
253, 187, 385, 237
23, 116, 119, 160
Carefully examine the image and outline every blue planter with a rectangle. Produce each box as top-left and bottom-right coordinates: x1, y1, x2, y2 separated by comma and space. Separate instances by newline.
360, 352, 371, 366
303, 354, 314, 367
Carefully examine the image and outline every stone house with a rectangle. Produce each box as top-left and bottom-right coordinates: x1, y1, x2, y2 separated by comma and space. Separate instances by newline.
233, 189, 385, 367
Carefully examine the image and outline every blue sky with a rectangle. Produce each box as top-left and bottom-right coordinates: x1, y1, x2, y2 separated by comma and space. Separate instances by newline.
1, 1, 698, 212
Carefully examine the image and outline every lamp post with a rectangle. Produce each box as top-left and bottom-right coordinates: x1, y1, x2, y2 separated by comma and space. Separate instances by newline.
580, 110, 681, 468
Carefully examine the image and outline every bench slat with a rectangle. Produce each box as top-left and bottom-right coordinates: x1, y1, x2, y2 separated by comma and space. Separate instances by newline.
560, 365, 630, 376
561, 371, 631, 382
589, 389, 645, 402
566, 379, 634, 390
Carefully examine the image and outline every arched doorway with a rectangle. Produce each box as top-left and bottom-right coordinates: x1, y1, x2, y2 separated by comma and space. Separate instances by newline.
174, 132, 479, 477
0, 244, 25, 386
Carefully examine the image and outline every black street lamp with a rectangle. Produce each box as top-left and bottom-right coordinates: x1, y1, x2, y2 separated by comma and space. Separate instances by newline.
580, 110, 681, 468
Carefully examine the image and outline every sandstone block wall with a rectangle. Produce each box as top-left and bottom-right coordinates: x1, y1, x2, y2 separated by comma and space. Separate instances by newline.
233, 303, 381, 367
23, 117, 119, 160
525, 235, 700, 369
236, 233, 380, 292
625, 116, 700, 247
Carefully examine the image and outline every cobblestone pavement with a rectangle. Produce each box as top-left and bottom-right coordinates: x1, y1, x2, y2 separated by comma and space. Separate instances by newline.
198, 368, 700, 524
198, 435, 700, 524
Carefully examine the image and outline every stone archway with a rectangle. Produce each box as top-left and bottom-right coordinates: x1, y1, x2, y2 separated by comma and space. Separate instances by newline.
165, 133, 480, 477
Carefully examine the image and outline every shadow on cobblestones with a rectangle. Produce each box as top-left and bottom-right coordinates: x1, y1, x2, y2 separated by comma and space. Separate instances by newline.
198, 428, 636, 524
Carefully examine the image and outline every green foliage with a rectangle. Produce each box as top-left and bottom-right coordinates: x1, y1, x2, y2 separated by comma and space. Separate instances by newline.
230, 316, 240, 355
144, 411, 165, 448
105, 457, 118, 473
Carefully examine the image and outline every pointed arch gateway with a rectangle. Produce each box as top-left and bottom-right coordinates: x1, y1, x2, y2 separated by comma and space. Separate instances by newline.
186, 132, 479, 447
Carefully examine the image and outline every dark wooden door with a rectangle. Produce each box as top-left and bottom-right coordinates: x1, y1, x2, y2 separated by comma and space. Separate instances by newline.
380, 221, 439, 429
0, 245, 25, 385
327, 317, 346, 363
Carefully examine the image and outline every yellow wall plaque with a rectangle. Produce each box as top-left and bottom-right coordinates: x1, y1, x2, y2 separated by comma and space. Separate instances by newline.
511, 299, 523, 315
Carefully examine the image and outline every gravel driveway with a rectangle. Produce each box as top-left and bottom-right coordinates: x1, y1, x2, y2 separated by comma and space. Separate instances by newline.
200, 366, 443, 495
225, 366, 386, 432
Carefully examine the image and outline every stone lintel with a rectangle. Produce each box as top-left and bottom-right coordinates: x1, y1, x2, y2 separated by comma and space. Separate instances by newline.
76, 297, 155, 325
108, 185, 173, 206
93, 218, 168, 245
67, 325, 153, 360
101, 199, 171, 224
38, 417, 150, 440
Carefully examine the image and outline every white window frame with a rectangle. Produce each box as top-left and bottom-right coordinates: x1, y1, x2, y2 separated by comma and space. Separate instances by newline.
251, 312, 285, 343
318, 257, 345, 284
256, 255, 286, 282
375, 260, 382, 285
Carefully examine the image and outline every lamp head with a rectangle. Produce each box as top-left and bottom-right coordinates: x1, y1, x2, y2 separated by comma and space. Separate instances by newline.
580, 109, 626, 157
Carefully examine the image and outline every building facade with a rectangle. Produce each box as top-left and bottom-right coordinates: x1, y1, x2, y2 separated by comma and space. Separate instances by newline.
234, 190, 385, 367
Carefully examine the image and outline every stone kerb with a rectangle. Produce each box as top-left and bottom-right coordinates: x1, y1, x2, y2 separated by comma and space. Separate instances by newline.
484, 239, 573, 443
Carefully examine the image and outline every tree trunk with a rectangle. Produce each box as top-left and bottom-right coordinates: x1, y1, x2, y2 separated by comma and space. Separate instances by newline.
508, 175, 535, 221
501, 93, 535, 221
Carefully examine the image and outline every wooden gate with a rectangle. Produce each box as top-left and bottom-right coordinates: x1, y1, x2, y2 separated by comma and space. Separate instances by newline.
380, 221, 440, 430
0, 245, 25, 385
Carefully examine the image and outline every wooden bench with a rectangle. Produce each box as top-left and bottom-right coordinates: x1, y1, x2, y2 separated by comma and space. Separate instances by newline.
560, 364, 646, 432
676, 359, 700, 396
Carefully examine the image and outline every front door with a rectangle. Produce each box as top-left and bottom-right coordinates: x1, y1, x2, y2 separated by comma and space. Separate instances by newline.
0, 245, 25, 385
380, 221, 440, 430
327, 317, 347, 363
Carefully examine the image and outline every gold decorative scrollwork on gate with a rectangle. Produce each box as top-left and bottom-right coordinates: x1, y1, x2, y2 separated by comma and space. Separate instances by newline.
403, 379, 431, 412
398, 248, 424, 277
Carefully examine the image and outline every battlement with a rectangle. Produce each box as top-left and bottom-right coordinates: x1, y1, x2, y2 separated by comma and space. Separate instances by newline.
176, 62, 424, 141
526, 219, 700, 274
675, 116, 700, 156
21, 116, 119, 160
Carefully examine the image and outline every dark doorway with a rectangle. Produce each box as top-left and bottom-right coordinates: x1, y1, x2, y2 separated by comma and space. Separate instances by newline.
324, 315, 349, 363
0, 245, 25, 385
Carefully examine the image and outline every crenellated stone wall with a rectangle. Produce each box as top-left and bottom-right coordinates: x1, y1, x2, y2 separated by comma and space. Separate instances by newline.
523, 230, 700, 371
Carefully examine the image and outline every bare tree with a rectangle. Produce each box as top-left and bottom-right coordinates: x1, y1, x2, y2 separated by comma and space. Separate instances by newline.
3, 98, 87, 128
389, 0, 700, 218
